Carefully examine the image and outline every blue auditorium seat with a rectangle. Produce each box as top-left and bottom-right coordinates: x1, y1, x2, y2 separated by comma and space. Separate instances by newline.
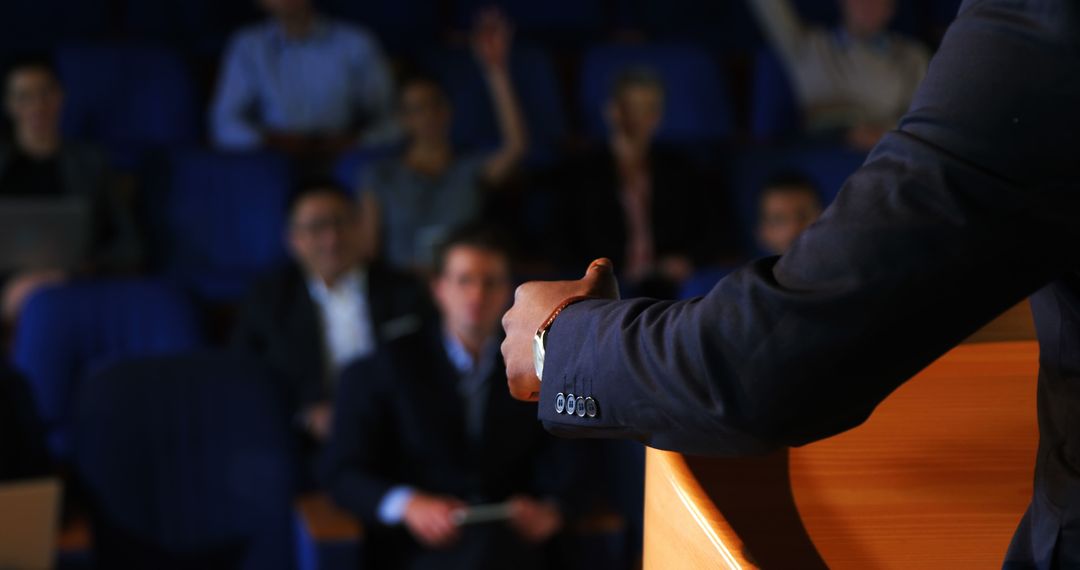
750, 49, 802, 142
579, 44, 734, 144
55, 44, 199, 169
161, 150, 293, 302
72, 351, 294, 570
727, 144, 868, 256
332, 145, 400, 195
11, 279, 203, 460
421, 44, 566, 165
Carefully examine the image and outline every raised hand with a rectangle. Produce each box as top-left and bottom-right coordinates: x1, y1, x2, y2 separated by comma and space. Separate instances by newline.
472, 7, 513, 72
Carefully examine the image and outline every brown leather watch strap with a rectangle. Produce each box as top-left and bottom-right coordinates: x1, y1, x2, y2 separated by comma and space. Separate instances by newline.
536, 295, 595, 336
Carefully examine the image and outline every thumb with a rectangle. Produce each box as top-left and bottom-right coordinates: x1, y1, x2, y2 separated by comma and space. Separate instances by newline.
581, 258, 619, 299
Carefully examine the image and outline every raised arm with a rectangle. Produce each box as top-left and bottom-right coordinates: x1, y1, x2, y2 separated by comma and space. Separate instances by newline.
502, 0, 1080, 456
745, 0, 808, 65
472, 9, 528, 186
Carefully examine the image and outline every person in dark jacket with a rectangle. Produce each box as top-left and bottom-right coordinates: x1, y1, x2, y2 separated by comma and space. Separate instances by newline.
324, 225, 582, 569
501, 1, 1080, 567
0, 57, 141, 323
231, 180, 434, 447
553, 68, 711, 299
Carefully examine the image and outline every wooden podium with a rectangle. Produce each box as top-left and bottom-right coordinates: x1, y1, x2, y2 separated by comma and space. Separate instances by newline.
644, 304, 1039, 569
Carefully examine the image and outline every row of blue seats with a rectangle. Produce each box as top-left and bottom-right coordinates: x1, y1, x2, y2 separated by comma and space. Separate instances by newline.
49, 41, 828, 169
2, 0, 962, 54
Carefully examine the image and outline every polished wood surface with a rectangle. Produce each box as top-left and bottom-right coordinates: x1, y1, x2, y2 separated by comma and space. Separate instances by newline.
965, 300, 1036, 343
644, 448, 757, 569
297, 493, 365, 542
789, 341, 1039, 568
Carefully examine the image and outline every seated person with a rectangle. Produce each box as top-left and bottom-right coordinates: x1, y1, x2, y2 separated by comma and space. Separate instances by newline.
0, 364, 51, 482
747, 0, 929, 150
757, 172, 824, 255
0, 57, 141, 324
210, 0, 398, 155
358, 9, 527, 273
553, 68, 709, 299
231, 180, 433, 451
324, 225, 581, 569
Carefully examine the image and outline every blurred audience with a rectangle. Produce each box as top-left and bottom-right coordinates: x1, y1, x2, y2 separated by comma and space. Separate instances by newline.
324, 224, 581, 569
0, 364, 51, 481
748, 0, 929, 150
553, 68, 708, 299
231, 180, 432, 462
757, 171, 823, 255
359, 9, 527, 274
0, 58, 141, 324
210, 0, 398, 157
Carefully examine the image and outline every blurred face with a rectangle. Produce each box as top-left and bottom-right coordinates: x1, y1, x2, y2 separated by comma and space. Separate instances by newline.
400, 81, 452, 144
259, 0, 310, 19
287, 191, 364, 284
5, 67, 63, 142
433, 246, 512, 339
607, 83, 664, 142
758, 187, 823, 256
842, 0, 894, 37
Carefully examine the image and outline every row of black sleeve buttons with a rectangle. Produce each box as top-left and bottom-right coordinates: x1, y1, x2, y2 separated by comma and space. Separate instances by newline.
554, 392, 598, 418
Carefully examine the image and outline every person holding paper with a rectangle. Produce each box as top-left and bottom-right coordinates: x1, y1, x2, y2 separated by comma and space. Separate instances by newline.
324, 225, 582, 569
501, 1, 1080, 567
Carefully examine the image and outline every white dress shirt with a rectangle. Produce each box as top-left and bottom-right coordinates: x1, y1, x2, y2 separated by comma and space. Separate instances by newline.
306, 268, 376, 382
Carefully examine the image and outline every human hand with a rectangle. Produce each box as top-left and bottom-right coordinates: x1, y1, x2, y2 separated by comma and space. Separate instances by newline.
301, 402, 334, 442
501, 258, 619, 401
403, 493, 467, 549
472, 8, 513, 73
507, 496, 563, 543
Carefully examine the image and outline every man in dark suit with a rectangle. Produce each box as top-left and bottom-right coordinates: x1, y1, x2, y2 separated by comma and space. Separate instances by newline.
231, 180, 433, 445
324, 225, 581, 569
501, 1, 1080, 567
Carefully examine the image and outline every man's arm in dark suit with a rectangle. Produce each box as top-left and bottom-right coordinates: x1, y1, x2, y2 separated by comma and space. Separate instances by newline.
534, 0, 1080, 455
322, 356, 401, 526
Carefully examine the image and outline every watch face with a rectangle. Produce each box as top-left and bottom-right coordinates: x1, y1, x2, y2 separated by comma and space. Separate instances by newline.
533, 331, 545, 382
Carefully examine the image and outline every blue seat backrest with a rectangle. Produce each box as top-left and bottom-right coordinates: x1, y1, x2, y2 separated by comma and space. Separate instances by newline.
12, 279, 204, 459
55, 43, 199, 168
579, 43, 734, 144
751, 49, 802, 142
163, 150, 293, 301
72, 351, 294, 570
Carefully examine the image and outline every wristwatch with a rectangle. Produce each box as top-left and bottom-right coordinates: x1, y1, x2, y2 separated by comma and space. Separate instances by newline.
533, 295, 593, 382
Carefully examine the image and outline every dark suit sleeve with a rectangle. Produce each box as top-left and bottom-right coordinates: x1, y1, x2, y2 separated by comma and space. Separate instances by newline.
538, 0, 1080, 455
323, 357, 400, 526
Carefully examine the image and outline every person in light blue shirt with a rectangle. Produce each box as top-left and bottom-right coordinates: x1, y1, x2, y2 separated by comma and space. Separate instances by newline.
210, 0, 398, 154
